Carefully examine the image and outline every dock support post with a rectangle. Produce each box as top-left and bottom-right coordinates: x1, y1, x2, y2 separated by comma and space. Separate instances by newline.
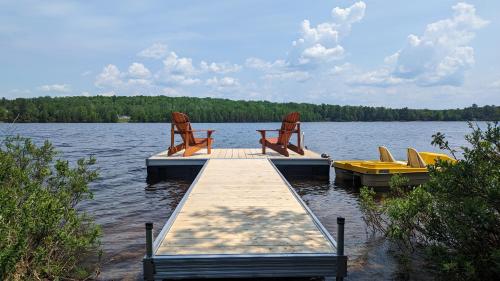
143, 222, 155, 281
336, 217, 347, 281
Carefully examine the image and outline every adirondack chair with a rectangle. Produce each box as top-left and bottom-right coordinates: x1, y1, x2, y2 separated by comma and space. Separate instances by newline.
167, 112, 215, 157
257, 112, 304, 157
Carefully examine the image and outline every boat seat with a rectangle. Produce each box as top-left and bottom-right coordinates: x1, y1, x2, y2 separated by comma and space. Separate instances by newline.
407, 148, 427, 168
378, 146, 397, 162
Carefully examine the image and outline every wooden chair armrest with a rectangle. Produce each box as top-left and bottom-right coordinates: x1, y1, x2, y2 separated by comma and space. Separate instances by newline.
174, 129, 215, 133
258, 130, 266, 139
279, 129, 299, 133
256, 129, 280, 132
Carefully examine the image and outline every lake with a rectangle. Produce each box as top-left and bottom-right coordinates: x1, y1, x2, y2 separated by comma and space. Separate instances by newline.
0, 122, 475, 280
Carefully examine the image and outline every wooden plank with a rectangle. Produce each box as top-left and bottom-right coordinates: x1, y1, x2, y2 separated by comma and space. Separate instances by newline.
149, 148, 323, 161
157, 245, 333, 255
212, 149, 221, 158
164, 229, 323, 238
219, 149, 226, 159
246, 148, 255, 158
156, 159, 334, 256
210, 149, 217, 158
162, 238, 326, 246
162, 235, 328, 245
253, 148, 265, 158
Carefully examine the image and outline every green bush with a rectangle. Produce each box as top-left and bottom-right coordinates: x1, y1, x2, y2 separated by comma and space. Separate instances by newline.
0, 136, 101, 280
360, 122, 500, 280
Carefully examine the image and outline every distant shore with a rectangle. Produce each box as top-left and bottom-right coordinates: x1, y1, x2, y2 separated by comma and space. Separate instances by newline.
1, 96, 498, 123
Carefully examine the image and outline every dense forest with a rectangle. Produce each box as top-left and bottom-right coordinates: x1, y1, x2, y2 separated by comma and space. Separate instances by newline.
0, 96, 498, 123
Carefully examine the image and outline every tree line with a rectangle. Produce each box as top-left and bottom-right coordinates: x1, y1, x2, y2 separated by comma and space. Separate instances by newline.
0, 96, 498, 123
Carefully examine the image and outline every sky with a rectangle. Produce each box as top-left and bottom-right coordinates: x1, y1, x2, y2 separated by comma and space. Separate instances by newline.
1, 0, 499, 109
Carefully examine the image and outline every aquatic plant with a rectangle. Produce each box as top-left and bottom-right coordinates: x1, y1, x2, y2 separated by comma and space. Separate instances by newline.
360, 122, 500, 280
0, 136, 101, 280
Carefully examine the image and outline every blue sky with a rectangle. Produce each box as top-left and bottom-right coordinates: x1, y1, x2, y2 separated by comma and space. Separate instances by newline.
1, 0, 499, 108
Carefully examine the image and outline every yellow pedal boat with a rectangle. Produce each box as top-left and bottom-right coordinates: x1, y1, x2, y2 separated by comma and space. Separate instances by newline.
333, 146, 456, 187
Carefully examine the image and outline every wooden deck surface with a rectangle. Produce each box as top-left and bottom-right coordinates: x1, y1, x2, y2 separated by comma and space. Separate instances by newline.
156, 159, 335, 256
150, 148, 321, 160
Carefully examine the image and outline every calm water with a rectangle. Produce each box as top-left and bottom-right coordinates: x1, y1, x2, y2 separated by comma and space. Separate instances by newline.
0, 122, 474, 280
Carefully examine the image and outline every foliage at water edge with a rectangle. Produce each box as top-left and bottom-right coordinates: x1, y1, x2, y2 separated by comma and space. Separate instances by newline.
0, 136, 101, 280
360, 122, 500, 280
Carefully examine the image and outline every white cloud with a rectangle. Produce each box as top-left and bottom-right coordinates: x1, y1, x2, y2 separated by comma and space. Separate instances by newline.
38, 83, 71, 93
144, 50, 243, 87
81, 91, 91, 96
331, 1, 366, 25
245, 57, 286, 71
205, 77, 218, 87
94, 64, 156, 94
98, 91, 116, 96
127, 78, 152, 88
347, 68, 405, 87
393, 2, 487, 86
243, 2, 364, 84
138, 43, 168, 59
288, 1, 365, 67
329, 63, 352, 75
95, 3, 369, 100
383, 52, 400, 65
162, 52, 197, 75
245, 57, 310, 82
85, 1, 491, 105
167, 75, 200, 86
352, 2, 488, 87
206, 76, 240, 88
301, 43, 344, 63
128, 62, 151, 79
97, 50, 208, 92
263, 71, 310, 82
162, 87, 181, 96
154, 52, 203, 86
200, 61, 241, 74
95, 64, 123, 88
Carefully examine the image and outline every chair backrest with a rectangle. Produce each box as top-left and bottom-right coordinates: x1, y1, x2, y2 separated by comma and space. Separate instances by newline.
379, 146, 396, 162
171, 112, 195, 145
407, 147, 427, 168
277, 112, 300, 145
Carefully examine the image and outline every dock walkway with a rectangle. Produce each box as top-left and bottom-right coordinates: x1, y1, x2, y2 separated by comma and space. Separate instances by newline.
144, 158, 347, 280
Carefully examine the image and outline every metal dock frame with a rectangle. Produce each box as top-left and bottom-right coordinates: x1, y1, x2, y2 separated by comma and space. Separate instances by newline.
143, 159, 347, 280
144, 221, 347, 280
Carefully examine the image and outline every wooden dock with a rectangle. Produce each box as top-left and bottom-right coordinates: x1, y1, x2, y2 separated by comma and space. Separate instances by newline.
143, 158, 347, 280
146, 148, 331, 182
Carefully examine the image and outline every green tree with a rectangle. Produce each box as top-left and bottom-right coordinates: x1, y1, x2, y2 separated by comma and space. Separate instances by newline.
360, 122, 500, 280
0, 136, 101, 280
0, 96, 498, 123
